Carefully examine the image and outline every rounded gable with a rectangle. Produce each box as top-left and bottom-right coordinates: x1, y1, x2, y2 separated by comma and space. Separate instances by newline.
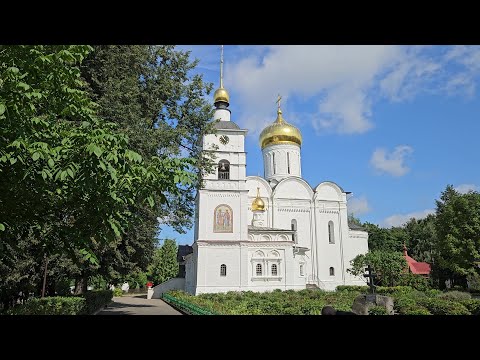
272, 177, 313, 200
246, 176, 272, 198
314, 181, 344, 201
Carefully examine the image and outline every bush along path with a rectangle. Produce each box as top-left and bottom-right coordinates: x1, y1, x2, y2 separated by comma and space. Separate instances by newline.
164, 287, 480, 315
5, 290, 113, 315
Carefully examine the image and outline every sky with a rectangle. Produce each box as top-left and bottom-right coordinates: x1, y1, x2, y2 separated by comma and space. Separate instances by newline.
160, 45, 480, 245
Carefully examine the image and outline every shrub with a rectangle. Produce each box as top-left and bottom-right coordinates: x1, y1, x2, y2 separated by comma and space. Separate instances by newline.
336, 285, 368, 292
402, 306, 431, 315
417, 298, 471, 315
398, 273, 431, 291
460, 299, 480, 315
424, 289, 442, 297
83, 290, 113, 314
376, 286, 413, 296
437, 291, 471, 301
10, 297, 86, 315
369, 306, 388, 315
113, 288, 123, 297
394, 295, 417, 314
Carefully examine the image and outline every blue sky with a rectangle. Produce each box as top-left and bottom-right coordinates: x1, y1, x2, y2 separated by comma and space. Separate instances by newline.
161, 45, 480, 245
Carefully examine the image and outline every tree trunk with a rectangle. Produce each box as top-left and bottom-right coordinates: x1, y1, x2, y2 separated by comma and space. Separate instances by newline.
74, 276, 88, 295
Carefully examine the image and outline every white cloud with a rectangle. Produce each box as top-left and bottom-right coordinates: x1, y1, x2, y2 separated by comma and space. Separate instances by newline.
370, 145, 413, 177
382, 209, 435, 228
226, 45, 402, 135
348, 196, 371, 216
214, 45, 480, 137
455, 183, 478, 194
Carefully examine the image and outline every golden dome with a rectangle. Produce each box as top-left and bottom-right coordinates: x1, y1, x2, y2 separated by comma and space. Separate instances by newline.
214, 87, 230, 104
251, 187, 265, 211
259, 109, 302, 150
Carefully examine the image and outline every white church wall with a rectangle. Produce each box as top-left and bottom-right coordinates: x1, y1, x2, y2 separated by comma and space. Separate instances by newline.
195, 243, 243, 294
196, 190, 248, 242
344, 230, 369, 284
203, 132, 245, 153
151, 278, 185, 299
262, 144, 301, 180
314, 205, 345, 291
273, 178, 313, 250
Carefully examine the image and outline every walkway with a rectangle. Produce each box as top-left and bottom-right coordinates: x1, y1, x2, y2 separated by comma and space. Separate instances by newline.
97, 294, 182, 315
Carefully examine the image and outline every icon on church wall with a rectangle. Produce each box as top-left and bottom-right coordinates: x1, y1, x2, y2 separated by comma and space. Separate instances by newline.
214, 204, 233, 233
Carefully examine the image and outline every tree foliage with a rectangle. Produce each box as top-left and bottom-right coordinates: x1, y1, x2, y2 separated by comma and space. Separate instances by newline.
148, 239, 179, 285
77, 46, 215, 286
348, 250, 407, 287
432, 185, 480, 287
362, 222, 406, 252
403, 214, 436, 263
0, 45, 198, 306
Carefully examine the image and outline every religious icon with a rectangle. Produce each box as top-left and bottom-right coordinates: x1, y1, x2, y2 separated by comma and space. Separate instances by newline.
214, 204, 233, 233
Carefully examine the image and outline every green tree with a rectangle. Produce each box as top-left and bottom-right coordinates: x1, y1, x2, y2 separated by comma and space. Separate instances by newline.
79, 45, 215, 286
348, 250, 407, 287
0, 45, 197, 306
433, 185, 480, 288
403, 214, 436, 263
362, 222, 406, 252
148, 239, 179, 286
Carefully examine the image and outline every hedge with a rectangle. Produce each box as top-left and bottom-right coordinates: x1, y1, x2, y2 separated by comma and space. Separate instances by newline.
83, 290, 113, 314
417, 298, 471, 315
336, 285, 368, 292
460, 299, 480, 315
8, 290, 113, 315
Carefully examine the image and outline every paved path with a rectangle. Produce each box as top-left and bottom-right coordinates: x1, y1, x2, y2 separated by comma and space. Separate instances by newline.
97, 294, 182, 315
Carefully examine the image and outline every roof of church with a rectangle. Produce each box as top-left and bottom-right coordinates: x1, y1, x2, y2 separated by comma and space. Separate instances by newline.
348, 222, 366, 231
404, 247, 431, 275
213, 121, 240, 130
177, 245, 193, 262
248, 225, 294, 233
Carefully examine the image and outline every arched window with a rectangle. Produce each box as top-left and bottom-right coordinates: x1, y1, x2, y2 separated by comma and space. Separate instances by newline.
328, 221, 335, 244
329, 267, 335, 276
218, 160, 230, 180
271, 264, 278, 276
272, 152, 276, 174
287, 152, 290, 174
220, 264, 227, 277
256, 263, 263, 276
291, 219, 297, 243
300, 264, 304, 276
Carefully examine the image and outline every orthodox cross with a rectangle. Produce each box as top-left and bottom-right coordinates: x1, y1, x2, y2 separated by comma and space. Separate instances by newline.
363, 265, 377, 294
276, 94, 282, 111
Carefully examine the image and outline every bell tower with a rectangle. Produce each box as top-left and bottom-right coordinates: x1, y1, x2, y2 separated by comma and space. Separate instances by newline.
194, 45, 249, 243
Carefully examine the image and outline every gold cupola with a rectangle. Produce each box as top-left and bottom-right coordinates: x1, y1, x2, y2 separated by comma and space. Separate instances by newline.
251, 187, 265, 211
213, 45, 230, 106
259, 95, 302, 150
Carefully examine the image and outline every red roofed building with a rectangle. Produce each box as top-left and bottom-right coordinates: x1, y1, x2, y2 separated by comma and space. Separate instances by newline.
403, 245, 431, 276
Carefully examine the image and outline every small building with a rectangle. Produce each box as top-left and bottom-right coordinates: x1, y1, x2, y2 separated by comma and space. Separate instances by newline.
403, 245, 431, 276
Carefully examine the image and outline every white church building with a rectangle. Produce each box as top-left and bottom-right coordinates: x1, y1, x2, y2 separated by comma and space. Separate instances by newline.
173, 57, 370, 295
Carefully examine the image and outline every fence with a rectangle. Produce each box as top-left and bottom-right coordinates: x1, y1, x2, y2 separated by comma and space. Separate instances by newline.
162, 293, 216, 315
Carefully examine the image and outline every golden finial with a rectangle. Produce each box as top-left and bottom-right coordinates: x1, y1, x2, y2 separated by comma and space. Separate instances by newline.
213, 45, 230, 105
251, 187, 265, 211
